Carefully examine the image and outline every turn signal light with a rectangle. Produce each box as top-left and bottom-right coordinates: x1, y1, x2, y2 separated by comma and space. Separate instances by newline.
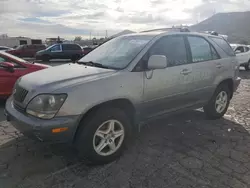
52, 127, 68, 133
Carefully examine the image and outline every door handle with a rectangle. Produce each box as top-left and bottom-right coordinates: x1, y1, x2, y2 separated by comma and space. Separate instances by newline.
180, 69, 192, 75
216, 63, 223, 68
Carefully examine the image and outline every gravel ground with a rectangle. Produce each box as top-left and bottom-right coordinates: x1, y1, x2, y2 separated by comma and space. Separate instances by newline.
0, 71, 250, 188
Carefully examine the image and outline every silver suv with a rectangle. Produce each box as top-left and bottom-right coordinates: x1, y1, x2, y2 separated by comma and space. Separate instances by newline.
5, 31, 241, 164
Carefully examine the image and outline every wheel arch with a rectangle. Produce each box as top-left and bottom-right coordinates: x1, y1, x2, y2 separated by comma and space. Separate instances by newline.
217, 78, 234, 99
73, 98, 136, 142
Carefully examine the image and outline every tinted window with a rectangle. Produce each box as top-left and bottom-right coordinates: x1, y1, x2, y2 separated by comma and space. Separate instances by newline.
209, 36, 235, 56
63, 44, 81, 50
188, 36, 218, 62
245, 47, 250, 52
149, 35, 188, 67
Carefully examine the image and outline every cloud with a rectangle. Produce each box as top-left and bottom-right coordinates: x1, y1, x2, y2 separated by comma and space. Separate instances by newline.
0, 0, 250, 39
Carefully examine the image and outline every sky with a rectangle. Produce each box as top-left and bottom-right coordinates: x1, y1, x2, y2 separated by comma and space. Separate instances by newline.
0, 0, 250, 40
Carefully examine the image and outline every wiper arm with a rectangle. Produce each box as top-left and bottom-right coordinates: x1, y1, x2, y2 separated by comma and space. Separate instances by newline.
78, 61, 110, 69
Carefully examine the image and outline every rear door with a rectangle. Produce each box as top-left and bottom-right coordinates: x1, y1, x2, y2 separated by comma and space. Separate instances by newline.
185, 35, 219, 103
62, 44, 73, 59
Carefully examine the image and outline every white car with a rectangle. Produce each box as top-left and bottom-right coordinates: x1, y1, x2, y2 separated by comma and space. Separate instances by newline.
230, 44, 250, 70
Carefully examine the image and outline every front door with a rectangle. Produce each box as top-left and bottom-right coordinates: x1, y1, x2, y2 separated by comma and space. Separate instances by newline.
141, 35, 194, 118
50, 44, 63, 59
235, 46, 247, 64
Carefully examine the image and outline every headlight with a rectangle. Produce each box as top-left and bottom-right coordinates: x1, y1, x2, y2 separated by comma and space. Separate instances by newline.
26, 94, 67, 119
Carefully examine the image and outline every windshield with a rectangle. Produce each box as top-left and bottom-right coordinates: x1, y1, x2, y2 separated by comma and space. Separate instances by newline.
16, 45, 24, 50
0, 51, 29, 63
230, 45, 237, 50
78, 35, 153, 69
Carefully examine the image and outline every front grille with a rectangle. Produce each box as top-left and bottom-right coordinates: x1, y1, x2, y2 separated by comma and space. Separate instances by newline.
13, 85, 28, 103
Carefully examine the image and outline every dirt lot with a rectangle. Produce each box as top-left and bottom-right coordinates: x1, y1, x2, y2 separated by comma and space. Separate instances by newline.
0, 71, 250, 188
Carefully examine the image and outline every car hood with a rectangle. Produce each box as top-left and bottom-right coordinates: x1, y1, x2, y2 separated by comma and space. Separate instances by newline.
36, 49, 46, 54
18, 63, 116, 92
32, 62, 51, 68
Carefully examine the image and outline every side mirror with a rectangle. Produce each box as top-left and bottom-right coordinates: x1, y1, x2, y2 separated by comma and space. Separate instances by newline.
148, 55, 167, 70
0, 62, 15, 73
235, 50, 241, 54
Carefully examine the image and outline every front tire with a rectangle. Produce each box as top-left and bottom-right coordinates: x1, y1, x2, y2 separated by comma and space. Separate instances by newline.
244, 61, 250, 71
74, 107, 131, 164
203, 84, 231, 119
71, 54, 80, 62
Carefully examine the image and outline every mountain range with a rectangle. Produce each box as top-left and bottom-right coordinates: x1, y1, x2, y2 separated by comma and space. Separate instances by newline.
112, 11, 250, 44
190, 11, 250, 44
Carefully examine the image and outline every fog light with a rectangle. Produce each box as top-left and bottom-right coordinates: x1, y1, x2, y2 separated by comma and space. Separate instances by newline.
52, 127, 68, 133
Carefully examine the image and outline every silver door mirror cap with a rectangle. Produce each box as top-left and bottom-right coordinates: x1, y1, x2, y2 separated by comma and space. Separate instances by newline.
148, 55, 168, 70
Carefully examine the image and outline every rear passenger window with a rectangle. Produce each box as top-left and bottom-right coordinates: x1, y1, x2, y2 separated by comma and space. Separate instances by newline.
188, 36, 217, 62
149, 36, 188, 67
71, 45, 81, 50
63, 44, 81, 50
209, 37, 235, 56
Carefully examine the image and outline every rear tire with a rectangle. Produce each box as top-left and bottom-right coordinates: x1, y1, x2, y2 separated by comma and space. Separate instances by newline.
74, 107, 131, 165
244, 61, 250, 71
203, 84, 231, 119
71, 54, 80, 62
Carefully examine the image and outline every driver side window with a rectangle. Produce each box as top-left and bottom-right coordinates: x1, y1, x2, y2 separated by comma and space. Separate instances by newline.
51, 45, 61, 52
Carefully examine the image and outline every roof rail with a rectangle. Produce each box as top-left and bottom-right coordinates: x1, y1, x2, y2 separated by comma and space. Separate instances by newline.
141, 27, 190, 33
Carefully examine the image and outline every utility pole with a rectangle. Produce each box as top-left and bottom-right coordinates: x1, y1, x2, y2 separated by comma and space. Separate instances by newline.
105, 30, 108, 38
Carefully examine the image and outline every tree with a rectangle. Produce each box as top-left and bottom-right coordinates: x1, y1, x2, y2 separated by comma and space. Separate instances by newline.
74, 36, 82, 41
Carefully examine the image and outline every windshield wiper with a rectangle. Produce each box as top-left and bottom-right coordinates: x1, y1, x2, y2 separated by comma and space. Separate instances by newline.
77, 61, 111, 69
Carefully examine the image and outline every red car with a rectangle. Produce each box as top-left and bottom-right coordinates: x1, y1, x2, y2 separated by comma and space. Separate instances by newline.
7, 44, 46, 58
0, 51, 50, 98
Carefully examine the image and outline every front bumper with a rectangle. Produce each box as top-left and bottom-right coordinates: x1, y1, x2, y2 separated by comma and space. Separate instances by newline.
234, 77, 241, 92
4, 97, 79, 144
35, 54, 42, 60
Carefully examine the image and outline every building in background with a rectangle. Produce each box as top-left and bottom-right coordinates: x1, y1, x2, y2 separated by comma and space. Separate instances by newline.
0, 36, 42, 48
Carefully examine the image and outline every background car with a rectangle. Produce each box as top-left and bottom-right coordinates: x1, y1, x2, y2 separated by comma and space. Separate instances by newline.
6, 44, 46, 58
230, 43, 250, 70
35, 43, 83, 62
0, 46, 13, 51
0, 51, 50, 98
81, 46, 94, 56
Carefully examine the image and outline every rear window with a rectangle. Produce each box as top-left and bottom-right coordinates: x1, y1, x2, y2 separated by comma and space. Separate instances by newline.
209, 36, 235, 56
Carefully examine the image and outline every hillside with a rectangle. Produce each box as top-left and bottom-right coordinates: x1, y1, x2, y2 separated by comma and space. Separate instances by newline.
190, 11, 250, 44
